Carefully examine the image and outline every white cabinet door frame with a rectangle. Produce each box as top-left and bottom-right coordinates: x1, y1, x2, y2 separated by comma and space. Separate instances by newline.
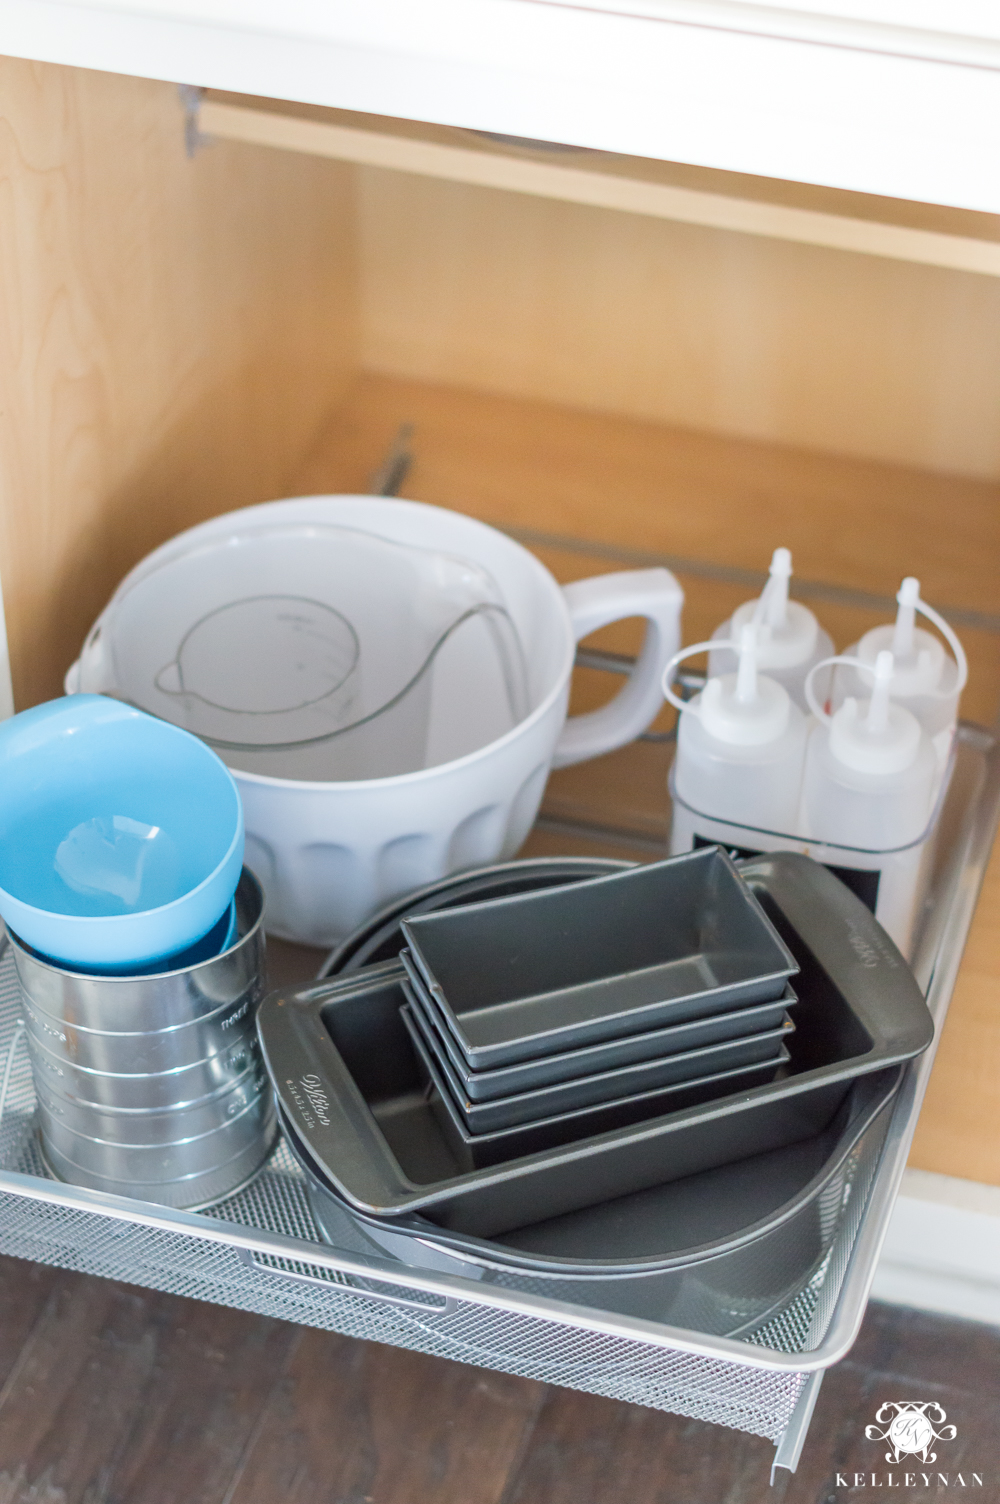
1, 0, 999, 210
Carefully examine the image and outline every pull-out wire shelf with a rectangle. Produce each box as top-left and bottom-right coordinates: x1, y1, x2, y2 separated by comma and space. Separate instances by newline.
0, 724, 995, 1479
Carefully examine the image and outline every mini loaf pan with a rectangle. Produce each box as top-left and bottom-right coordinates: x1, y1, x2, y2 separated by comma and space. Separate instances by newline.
401, 950, 797, 1102
258, 852, 933, 1237
320, 858, 631, 978
401, 999, 789, 1163
401, 986, 793, 1135
400, 847, 798, 1070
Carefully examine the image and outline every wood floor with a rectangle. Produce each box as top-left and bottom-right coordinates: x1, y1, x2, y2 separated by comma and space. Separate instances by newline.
0, 1254, 993, 1504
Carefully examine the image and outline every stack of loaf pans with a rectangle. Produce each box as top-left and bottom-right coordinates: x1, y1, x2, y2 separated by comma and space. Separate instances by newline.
258, 851, 933, 1247
394, 850, 797, 1164
319, 857, 635, 978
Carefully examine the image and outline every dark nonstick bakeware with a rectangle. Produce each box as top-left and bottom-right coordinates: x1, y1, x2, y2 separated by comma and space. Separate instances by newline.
401, 948, 797, 1102
401, 997, 790, 1160
402, 982, 793, 1134
320, 858, 631, 978
400, 847, 798, 1070
283, 1065, 902, 1337
257, 851, 934, 1237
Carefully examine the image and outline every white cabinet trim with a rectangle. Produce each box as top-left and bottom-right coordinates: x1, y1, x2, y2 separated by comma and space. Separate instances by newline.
2, 0, 999, 210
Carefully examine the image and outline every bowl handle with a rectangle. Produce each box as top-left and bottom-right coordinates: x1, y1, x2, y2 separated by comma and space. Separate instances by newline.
552, 568, 683, 769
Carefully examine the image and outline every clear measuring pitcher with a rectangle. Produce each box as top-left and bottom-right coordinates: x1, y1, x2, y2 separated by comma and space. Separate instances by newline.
91, 524, 530, 780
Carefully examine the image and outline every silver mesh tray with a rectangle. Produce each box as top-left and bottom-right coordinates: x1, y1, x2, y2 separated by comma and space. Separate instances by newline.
0, 724, 995, 1477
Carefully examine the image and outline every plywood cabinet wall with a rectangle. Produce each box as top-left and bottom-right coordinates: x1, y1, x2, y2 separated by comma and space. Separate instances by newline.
355, 167, 1000, 481
0, 57, 357, 711
1, 55, 998, 1187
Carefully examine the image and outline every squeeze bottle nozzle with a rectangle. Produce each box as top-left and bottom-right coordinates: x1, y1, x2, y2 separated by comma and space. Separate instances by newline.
833, 573, 967, 753
828, 649, 924, 776
865, 650, 894, 735
735, 624, 759, 704
763, 548, 792, 631
713, 547, 831, 705
892, 578, 920, 661
851, 574, 960, 701
697, 623, 792, 747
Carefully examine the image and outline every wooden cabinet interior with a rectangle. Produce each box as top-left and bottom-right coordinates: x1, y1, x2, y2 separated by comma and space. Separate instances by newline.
198, 91, 1000, 278
1, 56, 998, 1185
0, 58, 358, 710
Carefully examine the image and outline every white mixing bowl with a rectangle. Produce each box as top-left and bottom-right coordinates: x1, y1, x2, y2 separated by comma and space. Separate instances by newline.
68, 496, 682, 944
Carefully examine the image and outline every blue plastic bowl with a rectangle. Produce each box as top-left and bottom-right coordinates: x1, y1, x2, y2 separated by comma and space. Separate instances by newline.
0, 696, 244, 968
55, 896, 241, 977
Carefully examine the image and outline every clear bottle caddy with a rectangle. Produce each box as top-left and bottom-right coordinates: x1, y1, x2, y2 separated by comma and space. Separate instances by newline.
665, 575, 970, 960
668, 748, 955, 963
0, 722, 994, 1484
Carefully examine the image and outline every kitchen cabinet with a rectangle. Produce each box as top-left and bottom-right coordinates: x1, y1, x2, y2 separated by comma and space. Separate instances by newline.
0, 9, 998, 1469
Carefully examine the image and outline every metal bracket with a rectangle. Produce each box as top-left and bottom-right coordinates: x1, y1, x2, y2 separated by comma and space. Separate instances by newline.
576, 649, 705, 745
240, 1245, 458, 1314
771, 1369, 824, 1482
369, 423, 415, 497
178, 85, 208, 158
0, 1020, 25, 1135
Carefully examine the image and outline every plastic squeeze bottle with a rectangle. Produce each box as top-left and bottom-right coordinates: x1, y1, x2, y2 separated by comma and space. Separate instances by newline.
801, 650, 937, 952
666, 624, 808, 853
833, 577, 967, 769
709, 548, 834, 714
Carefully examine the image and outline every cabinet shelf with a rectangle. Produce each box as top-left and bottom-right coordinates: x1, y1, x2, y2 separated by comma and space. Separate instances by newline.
195, 92, 1000, 278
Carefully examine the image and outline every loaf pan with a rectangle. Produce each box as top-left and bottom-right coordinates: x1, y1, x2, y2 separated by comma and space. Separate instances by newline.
400, 847, 798, 1069
257, 852, 933, 1237
401, 997, 789, 1161
321, 858, 630, 978
402, 948, 797, 1102
402, 986, 793, 1136
286, 1066, 902, 1336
